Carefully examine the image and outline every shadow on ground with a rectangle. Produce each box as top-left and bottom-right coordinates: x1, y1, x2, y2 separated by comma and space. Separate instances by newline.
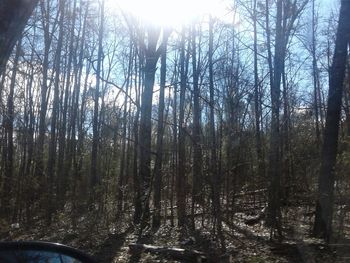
94, 227, 132, 263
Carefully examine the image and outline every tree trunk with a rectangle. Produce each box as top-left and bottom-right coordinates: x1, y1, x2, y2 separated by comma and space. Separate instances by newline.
133, 51, 142, 224
138, 26, 161, 228
1, 40, 21, 217
46, 0, 65, 226
152, 34, 168, 229
312, 0, 322, 146
170, 76, 178, 227
57, 0, 78, 207
177, 27, 188, 228
208, 17, 225, 250
118, 42, 133, 214
253, 0, 264, 184
91, 0, 104, 190
35, 0, 57, 209
0, 0, 38, 74
313, 0, 350, 241
191, 24, 203, 217
266, 0, 283, 238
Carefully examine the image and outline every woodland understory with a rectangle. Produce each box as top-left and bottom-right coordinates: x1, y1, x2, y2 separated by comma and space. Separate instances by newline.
1, 0, 350, 262
2, 194, 350, 262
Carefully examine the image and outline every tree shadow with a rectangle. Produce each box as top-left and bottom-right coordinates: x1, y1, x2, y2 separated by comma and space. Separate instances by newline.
330, 238, 350, 261
93, 226, 132, 263
128, 251, 142, 263
127, 231, 154, 263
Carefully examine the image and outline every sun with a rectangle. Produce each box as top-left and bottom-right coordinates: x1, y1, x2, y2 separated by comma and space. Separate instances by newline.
108, 0, 232, 27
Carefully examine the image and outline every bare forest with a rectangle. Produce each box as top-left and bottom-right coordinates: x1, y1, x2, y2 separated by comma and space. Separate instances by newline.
1, 0, 350, 262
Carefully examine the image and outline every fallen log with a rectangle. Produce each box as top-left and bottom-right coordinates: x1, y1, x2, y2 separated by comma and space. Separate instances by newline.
129, 243, 206, 262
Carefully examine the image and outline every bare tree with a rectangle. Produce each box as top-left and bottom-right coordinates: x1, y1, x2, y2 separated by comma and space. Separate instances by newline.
153, 33, 169, 228
208, 17, 225, 249
191, 23, 203, 229
177, 27, 189, 228
1, 40, 22, 217
91, 0, 105, 190
313, 0, 350, 241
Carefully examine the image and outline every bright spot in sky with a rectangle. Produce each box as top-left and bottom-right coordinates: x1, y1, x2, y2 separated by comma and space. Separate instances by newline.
110, 0, 232, 26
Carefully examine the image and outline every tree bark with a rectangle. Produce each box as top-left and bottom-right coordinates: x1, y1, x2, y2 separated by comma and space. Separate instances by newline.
138, 26, 161, 228
91, 0, 105, 190
253, 0, 264, 184
313, 0, 350, 241
1, 40, 21, 217
312, 0, 322, 146
35, 0, 58, 209
118, 42, 133, 214
133, 50, 142, 224
208, 17, 225, 250
266, 0, 283, 237
0, 0, 38, 75
46, 0, 65, 225
57, 0, 78, 207
177, 27, 188, 228
191, 24, 203, 214
152, 34, 168, 228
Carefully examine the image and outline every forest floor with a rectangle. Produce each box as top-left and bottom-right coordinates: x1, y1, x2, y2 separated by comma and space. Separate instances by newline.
2, 204, 350, 262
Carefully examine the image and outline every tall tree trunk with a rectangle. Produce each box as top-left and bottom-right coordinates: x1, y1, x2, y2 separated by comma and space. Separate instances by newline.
71, 3, 89, 221
312, 0, 322, 146
177, 27, 188, 228
133, 50, 142, 224
137, 26, 162, 228
313, 0, 350, 242
35, 0, 57, 209
208, 17, 225, 250
253, 0, 264, 184
266, 0, 283, 238
91, 0, 105, 190
1, 40, 21, 217
57, 0, 78, 207
170, 73, 178, 227
118, 42, 133, 214
281, 65, 293, 200
73, 59, 90, 223
152, 34, 168, 229
24, 46, 36, 225
191, 24, 203, 219
46, 0, 65, 226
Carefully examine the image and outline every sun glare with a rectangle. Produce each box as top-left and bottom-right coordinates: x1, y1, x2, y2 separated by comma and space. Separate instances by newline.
110, 0, 231, 27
